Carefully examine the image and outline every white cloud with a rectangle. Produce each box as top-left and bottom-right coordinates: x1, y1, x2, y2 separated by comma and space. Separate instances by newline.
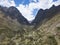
17, 4, 35, 21
53, 0, 60, 6
0, 0, 60, 21
28, 0, 53, 10
33, 0, 37, 2
17, 0, 60, 21
0, 0, 16, 7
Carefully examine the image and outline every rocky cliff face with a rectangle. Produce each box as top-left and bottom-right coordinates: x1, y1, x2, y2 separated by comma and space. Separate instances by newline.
0, 5, 60, 45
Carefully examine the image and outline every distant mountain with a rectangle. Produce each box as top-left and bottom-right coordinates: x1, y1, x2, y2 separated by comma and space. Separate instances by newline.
32, 5, 60, 26
1, 5, 60, 26
0, 6, 30, 25
0, 5, 60, 45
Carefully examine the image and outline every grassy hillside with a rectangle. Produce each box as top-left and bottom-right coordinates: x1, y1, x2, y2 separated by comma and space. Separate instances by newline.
0, 8, 60, 45
0, 10, 34, 45
35, 13, 60, 45
0, 10, 24, 45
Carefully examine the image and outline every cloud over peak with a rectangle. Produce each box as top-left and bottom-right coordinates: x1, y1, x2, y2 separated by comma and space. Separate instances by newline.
0, 0, 60, 21
0, 0, 16, 7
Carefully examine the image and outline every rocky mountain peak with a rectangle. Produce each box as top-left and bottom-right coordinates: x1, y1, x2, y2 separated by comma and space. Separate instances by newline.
0, 6, 30, 25
32, 5, 60, 26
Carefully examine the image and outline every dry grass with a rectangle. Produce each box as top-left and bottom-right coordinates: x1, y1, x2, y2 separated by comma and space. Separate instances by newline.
0, 11, 60, 45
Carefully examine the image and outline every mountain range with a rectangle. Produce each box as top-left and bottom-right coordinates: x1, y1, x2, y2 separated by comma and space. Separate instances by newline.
0, 5, 60, 45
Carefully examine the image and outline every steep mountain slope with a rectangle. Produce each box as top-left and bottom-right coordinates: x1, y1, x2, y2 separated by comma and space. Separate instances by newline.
0, 6, 34, 45
8, 6, 30, 25
35, 12, 60, 45
0, 8, 20, 45
32, 5, 60, 26
0, 5, 60, 45
0, 6, 30, 25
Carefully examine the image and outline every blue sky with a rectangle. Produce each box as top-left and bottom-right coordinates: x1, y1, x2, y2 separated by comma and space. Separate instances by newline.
53, 0, 58, 2
14, 0, 39, 16
14, 0, 57, 5
14, 0, 30, 6
14, 0, 39, 5
0, 0, 60, 21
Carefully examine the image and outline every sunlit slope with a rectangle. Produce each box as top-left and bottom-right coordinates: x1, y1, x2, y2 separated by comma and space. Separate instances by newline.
17, 13, 60, 45
0, 5, 60, 45
0, 10, 22, 45
0, 11, 21, 31
35, 12, 60, 45
0, 10, 34, 45
0, 12, 59, 45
